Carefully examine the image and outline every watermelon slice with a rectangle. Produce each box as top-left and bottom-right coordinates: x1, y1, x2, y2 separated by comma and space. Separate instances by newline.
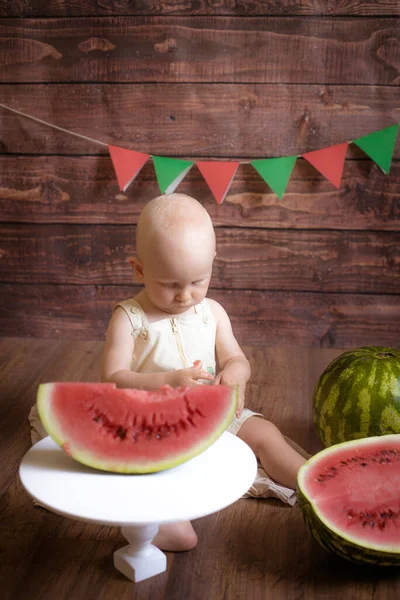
298, 434, 400, 566
37, 383, 237, 473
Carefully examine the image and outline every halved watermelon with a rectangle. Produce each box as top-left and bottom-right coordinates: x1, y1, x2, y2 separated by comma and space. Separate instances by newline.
298, 434, 400, 566
37, 382, 237, 473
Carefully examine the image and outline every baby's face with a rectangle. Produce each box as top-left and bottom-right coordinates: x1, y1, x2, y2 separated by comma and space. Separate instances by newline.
138, 235, 215, 315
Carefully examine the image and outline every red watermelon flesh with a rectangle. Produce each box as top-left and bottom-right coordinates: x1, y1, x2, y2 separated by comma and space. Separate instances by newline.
37, 382, 237, 473
298, 435, 400, 565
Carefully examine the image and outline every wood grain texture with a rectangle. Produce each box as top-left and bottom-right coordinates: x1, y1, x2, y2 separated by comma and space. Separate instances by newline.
1, 284, 399, 348
0, 84, 398, 156
1, 224, 399, 293
1, 156, 399, 230
2, 339, 400, 599
1, 17, 399, 85
1, 1, 399, 17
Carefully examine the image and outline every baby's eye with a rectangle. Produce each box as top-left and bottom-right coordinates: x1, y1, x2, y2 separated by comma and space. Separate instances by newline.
166, 282, 180, 288
193, 279, 205, 285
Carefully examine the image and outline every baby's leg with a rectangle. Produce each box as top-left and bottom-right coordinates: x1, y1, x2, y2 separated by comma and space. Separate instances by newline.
237, 417, 306, 490
153, 521, 197, 552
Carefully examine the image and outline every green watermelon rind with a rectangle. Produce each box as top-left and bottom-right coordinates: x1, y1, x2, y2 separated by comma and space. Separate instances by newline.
38, 383, 64, 447
37, 383, 238, 474
298, 435, 400, 567
312, 346, 400, 447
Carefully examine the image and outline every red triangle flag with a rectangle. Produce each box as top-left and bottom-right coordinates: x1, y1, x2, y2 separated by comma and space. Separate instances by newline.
196, 161, 240, 204
302, 142, 348, 188
108, 145, 150, 192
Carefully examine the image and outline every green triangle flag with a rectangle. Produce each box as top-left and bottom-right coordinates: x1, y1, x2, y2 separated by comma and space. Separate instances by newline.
353, 124, 399, 174
251, 156, 297, 199
152, 156, 194, 194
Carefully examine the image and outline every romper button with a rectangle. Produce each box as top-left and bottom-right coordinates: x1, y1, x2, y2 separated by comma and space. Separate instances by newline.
140, 330, 148, 340
203, 316, 208, 324
130, 307, 138, 314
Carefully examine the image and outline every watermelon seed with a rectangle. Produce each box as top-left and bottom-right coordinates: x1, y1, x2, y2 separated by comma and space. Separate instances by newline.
369, 521, 375, 528
117, 427, 126, 440
155, 433, 161, 440
161, 426, 171, 437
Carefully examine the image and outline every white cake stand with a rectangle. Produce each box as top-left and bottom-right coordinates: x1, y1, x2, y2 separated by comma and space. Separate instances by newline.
19, 433, 257, 583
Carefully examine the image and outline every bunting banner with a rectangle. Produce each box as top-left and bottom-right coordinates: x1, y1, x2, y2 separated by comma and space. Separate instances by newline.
0, 104, 397, 204
108, 145, 150, 192
302, 142, 348, 189
251, 156, 297, 199
196, 161, 240, 204
152, 156, 193, 194
109, 124, 398, 202
353, 124, 399, 174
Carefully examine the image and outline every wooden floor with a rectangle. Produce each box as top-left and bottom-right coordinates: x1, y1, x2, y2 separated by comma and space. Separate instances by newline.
1, 338, 399, 599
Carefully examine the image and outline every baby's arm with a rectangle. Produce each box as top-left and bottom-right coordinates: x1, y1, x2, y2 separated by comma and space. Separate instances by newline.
209, 299, 251, 416
101, 308, 213, 389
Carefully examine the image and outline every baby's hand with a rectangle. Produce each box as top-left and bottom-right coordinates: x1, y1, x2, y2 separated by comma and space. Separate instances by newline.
167, 360, 214, 388
214, 371, 246, 418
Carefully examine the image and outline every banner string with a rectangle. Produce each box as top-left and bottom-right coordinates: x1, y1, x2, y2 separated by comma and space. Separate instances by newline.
0, 101, 256, 161
0, 103, 109, 148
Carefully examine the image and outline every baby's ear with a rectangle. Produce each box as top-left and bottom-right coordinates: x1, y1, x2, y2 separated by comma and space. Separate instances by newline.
128, 256, 144, 281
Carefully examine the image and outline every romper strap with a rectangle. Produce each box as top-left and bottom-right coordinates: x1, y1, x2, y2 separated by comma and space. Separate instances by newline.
113, 299, 147, 337
197, 298, 216, 326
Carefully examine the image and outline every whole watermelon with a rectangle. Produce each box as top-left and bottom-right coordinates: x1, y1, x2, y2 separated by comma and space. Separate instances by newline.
313, 346, 400, 447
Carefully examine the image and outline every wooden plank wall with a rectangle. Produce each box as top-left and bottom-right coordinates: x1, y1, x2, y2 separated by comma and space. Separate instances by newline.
0, 1, 399, 348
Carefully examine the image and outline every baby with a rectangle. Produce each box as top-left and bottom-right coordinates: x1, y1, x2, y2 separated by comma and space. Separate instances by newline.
101, 193, 309, 552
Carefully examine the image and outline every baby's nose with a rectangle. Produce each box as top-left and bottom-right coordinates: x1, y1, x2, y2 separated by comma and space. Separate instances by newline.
176, 287, 191, 301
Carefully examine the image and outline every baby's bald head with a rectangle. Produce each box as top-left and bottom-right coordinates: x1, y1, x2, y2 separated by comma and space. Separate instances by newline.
136, 194, 216, 265
132, 194, 215, 313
